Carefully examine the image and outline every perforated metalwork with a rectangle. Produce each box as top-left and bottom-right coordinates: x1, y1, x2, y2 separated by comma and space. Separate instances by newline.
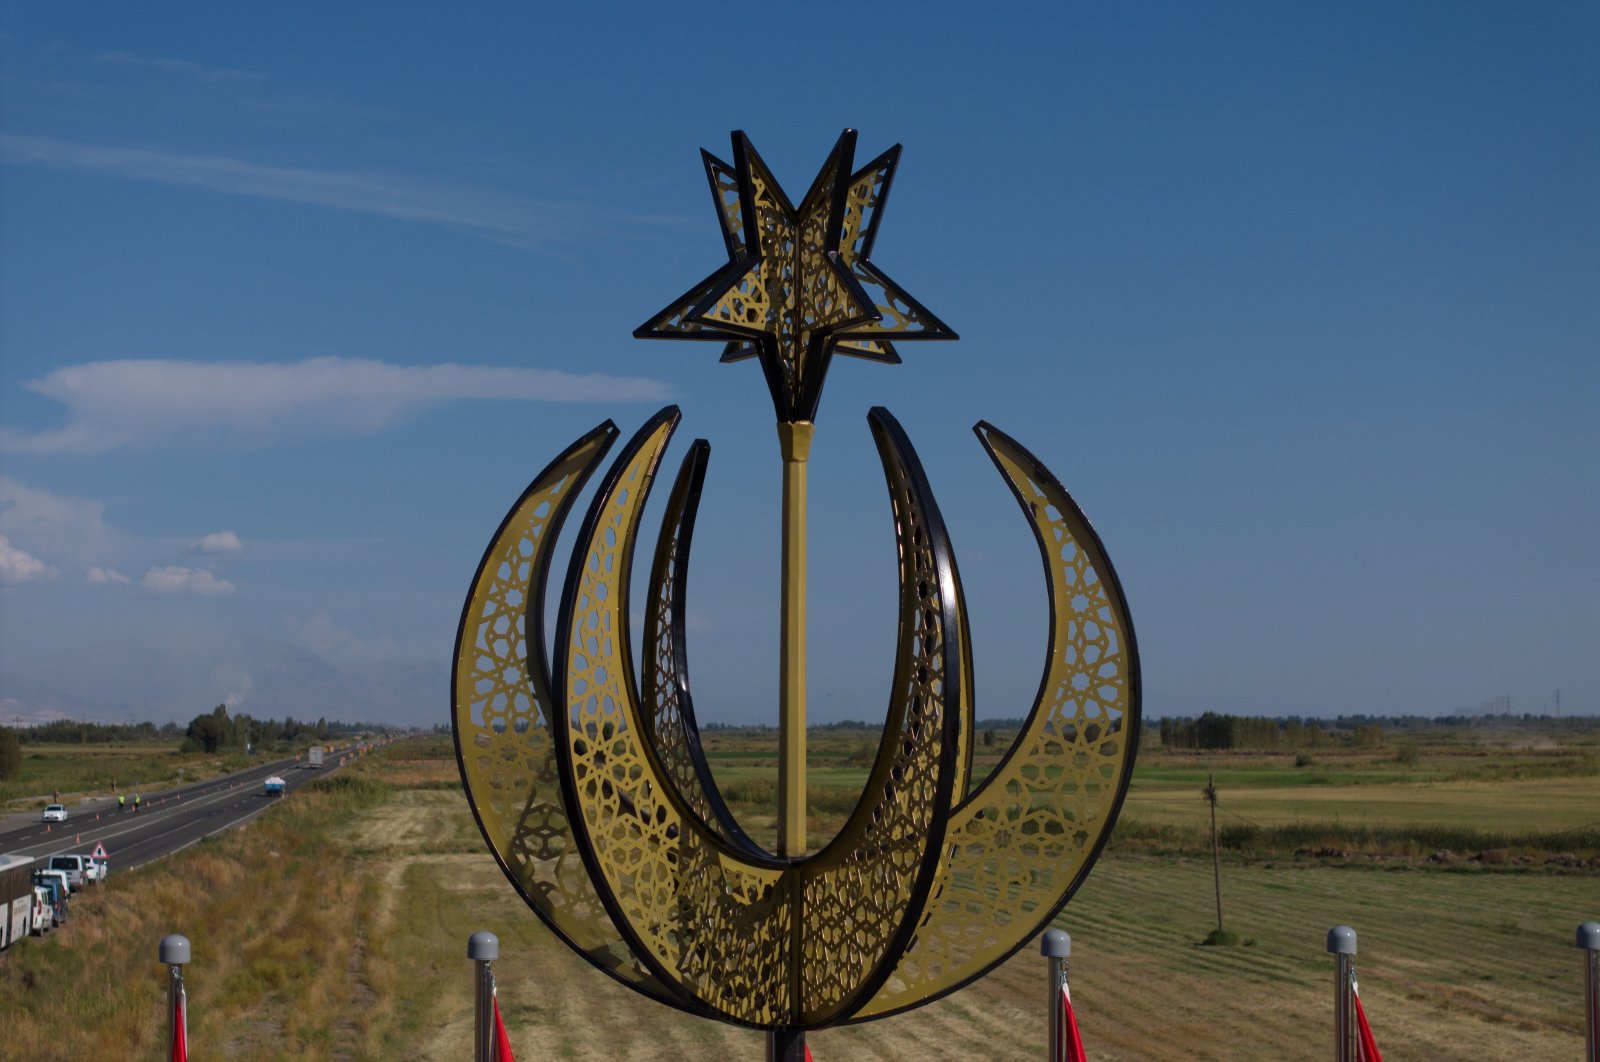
450, 425, 680, 1005
640, 442, 752, 850
636, 129, 957, 422
854, 422, 1140, 1021
791, 408, 968, 1025
554, 413, 792, 1026
546, 409, 971, 1028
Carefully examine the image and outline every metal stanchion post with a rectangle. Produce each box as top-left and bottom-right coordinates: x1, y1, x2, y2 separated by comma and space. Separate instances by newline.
1578, 922, 1599, 1062
765, 1026, 806, 1061
1042, 929, 1070, 1061
159, 933, 191, 1057
468, 931, 499, 1062
1327, 925, 1356, 1062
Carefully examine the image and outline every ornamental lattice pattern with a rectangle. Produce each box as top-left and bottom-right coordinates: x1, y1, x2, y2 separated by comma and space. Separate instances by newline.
856, 422, 1138, 1020
452, 426, 681, 1004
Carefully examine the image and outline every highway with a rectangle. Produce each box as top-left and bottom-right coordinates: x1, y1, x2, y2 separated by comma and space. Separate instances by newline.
0, 753, 349, 871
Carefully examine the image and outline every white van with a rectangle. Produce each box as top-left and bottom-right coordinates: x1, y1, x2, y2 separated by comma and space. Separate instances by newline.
47, 854, 91, 891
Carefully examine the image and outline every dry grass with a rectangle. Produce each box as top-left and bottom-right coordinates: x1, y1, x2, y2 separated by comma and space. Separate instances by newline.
3, 737, 1594, 1060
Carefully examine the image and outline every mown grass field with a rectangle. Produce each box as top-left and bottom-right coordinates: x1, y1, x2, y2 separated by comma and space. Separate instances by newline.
0, 743, 262, 812
2, 730, 1595, 1059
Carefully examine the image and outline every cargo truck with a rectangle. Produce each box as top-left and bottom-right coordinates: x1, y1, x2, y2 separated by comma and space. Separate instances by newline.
306, 746, 325, 769
263, 775, 286, 797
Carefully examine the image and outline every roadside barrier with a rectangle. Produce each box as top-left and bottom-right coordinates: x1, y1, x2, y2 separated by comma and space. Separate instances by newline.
160, 933, 190, 1061
127, 915, 1597, 1057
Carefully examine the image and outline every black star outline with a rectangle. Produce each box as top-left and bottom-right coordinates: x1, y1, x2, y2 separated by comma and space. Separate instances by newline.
635, 129, 957, 422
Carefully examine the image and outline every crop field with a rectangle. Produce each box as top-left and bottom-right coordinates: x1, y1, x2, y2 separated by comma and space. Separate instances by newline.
2, 728, 1596, 1059
0, 743, 260, 812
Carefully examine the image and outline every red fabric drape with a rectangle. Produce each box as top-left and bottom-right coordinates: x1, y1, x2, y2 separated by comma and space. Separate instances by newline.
170, 991, 187, 1062
1353, 990, 1382, 1062
1061, 984, 1087, 1062
493, 995, 516, 1062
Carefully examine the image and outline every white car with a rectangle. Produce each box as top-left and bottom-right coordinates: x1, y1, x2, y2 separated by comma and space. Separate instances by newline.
42, 804, 68, 823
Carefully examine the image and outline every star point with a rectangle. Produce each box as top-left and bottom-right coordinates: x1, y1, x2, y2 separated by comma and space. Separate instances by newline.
636, 129, 957, 422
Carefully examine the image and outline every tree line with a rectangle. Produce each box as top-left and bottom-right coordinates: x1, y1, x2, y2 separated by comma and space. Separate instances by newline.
180, 703, 366, 753
1158, 712, 1386, 751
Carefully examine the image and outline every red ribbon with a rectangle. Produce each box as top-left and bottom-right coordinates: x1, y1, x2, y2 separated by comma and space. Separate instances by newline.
493, 995, 516, 1062
1061, 985, 1087, 1062
1354, 990, 1382, 1062
170, 992, 187, 1062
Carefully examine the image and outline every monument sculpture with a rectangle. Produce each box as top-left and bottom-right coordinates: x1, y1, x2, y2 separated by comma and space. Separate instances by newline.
453, 129, 1140, 1056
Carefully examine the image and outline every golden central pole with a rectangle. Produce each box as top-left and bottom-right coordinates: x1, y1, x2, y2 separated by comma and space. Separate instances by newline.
776, 420, 813, 858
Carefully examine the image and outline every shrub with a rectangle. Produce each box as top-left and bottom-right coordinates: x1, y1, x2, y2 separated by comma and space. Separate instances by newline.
1395, 744, 1421, 767
1294, 753, 1315, 768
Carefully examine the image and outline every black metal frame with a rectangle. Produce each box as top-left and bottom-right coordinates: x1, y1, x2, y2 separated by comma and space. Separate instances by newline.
450, 421, 698, 1014
841, 419, 1144, 1024
635, 129, 958, 423
643, 440, 763, 854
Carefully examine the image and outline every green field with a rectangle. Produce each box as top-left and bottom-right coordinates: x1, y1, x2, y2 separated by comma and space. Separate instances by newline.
3, 728, 1596, 1059
0, 743, 263, 812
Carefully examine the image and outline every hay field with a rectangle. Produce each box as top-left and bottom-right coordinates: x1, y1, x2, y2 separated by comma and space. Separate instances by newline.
2, 737, 1594, 1060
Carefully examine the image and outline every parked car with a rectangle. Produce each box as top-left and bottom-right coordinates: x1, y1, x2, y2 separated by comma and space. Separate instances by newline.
46, 854, 92, 891
29, 886, 52, 935
33, 870, 70, 925
41, 804, 68, 823
33, 872, 69, 926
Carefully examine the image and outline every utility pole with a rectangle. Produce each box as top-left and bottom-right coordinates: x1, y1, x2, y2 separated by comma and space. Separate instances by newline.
1204, 773, 1224, 936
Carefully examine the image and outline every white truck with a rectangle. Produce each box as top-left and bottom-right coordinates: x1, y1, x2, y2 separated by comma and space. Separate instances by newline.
305, 746, 325, 769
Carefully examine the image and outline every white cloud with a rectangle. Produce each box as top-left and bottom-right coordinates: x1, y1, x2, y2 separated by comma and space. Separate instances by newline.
0, 135, 683, 247
86, 566, 132, 585
2, 357, 675, 455
192, 530, 243, 554
0, 535, 56, 584
93, 50, 263, 84
0, 477, 119, 562
143, 566, 235, 595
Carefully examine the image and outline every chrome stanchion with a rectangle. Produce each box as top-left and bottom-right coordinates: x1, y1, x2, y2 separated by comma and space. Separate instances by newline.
1578, 922, 1599, 1062
159, 933, 191, 1056
1327, 925, 1356, 1062
468, 931, 499, 1062
1042, 929, 1070, 1061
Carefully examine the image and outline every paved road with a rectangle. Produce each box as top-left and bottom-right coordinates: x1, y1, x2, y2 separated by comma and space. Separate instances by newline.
0, 755, 348, 871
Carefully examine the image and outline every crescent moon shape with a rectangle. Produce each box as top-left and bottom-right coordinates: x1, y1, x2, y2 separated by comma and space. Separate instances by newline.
450, 420, 685, 1008
853, 420, 1141, 1022
639, 440, 762, 852
550, 406, 968, 1029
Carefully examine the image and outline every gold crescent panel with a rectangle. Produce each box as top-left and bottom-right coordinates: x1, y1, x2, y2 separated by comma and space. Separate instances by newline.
450, 422, 683, 1007
854, 420, 1141, 1021
549, 406, 968, 1029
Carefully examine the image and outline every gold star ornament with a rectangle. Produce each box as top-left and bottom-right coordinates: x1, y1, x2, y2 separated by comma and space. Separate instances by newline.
635, 129, 957, 423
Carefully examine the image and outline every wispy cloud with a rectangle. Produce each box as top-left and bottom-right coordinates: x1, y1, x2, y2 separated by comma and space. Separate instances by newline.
191, 530, 243, 554
143, 566, 235, 595
93, 50, 263, 84
0, 476, 120, 562
87, 566, 131, 585
0, 534, 56, 584
0, 134, 680, 246
2, 356, 673, 454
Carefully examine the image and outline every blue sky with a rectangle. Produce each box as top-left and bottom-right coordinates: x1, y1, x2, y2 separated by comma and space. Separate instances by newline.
1, 2, 1596, 724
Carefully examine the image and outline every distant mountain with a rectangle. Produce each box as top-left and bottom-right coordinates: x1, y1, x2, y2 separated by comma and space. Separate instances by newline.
0, 628, 448, 728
